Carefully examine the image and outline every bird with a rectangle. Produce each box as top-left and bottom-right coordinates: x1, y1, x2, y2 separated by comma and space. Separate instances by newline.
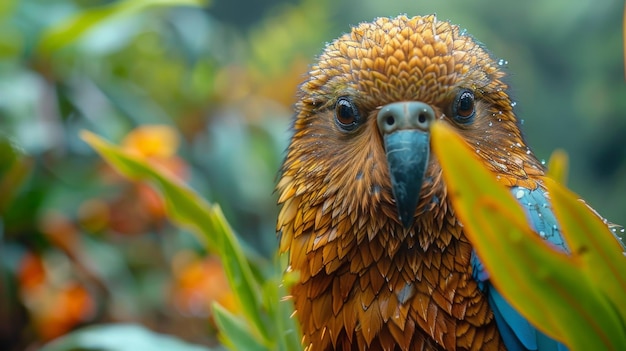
275, 14, 618, 350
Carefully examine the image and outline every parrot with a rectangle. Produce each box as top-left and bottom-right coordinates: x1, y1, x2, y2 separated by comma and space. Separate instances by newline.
275, 14, 620, 350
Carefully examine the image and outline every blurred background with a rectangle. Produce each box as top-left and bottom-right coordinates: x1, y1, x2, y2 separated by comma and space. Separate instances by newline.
0, 0, 624, 350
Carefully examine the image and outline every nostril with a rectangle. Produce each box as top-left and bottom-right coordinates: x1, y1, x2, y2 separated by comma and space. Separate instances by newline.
386, 116, 395, 126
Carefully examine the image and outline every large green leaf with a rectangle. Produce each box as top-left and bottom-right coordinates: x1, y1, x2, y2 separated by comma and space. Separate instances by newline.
40, 324, 217, 351
81, 131, 270, 345
544, 178, 626, 331
38, 0, 209, 54
431, 121, 625, 350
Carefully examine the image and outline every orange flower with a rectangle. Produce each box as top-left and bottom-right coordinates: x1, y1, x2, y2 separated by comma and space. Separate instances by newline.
18, 252, 46, 292
170, 251, 239, 318
137, 183, 167, 219
103, 125, 190, 230
122, 124, 180, 159
30, 283, 95, 341
18, 252, 95, 341
121, 124, 188, 181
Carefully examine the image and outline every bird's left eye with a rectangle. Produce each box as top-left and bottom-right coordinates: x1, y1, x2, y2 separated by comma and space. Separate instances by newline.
334, 97, 361, 132
452, 89, 476, 123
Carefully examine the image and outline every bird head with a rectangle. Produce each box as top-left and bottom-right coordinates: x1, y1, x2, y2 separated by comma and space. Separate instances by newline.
278, 15, 544, 244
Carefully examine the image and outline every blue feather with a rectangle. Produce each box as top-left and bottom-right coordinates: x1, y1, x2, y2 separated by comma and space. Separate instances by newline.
471, 186, 569, 351
511, 187, 568, 252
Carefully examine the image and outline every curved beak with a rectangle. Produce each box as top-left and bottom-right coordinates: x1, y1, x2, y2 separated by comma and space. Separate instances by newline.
377, 102, 435, 228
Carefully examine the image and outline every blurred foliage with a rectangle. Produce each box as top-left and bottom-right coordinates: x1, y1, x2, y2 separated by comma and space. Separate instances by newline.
82, 131, 300, 350
0, 0, 624, 350
0, 0, 329, 349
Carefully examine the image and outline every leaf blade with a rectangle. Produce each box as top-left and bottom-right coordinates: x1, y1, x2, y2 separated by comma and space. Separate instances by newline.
546, 149, 569, 185
431, 121, 624, 350
213, 303, 266, 351
544, 178, 626, 335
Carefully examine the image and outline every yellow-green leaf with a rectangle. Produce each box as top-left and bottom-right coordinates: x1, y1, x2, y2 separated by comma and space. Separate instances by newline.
546, 149, 569, 185
261, 261, 301, 351
545, 178, 626, 332
213, 303, 265, 351
431, 121, 624, 350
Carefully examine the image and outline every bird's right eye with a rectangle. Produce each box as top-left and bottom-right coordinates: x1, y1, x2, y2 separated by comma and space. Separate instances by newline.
334, 97, 361, 132
452, 89, 476, 124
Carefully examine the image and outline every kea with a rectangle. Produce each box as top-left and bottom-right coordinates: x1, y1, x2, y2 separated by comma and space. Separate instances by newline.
276, 14, 618, 350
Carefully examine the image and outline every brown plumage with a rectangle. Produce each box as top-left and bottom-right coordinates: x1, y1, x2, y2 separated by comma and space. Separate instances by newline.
276, 15, 545, 350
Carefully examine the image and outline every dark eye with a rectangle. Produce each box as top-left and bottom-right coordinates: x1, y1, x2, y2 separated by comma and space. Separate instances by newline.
453, 89, 476, 123
334, 97, 361, 131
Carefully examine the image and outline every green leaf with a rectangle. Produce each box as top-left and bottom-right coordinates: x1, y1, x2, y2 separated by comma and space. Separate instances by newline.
81, 131, 270, 345
210, 205, 273, 345
473, 201, 620, 349
544, 178, 626, 333
431, 121, 625, 350
40, 324, 217, 351
546, 149, 569, 185
261, 261, 301, 351
213, 303, 265, 351
38, 0, 209, 54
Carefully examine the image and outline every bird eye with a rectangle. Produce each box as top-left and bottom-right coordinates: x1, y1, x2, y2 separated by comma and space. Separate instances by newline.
453, 89, 476, 123
334, 97, 361, 131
